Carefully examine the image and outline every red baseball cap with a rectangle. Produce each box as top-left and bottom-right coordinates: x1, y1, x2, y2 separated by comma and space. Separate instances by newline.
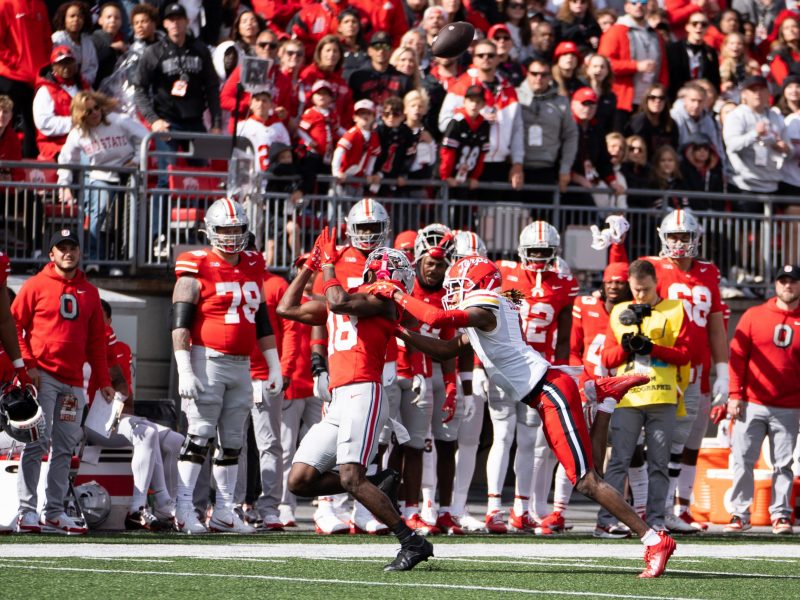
554, 40, 580, 59
573, 86, 598, 104
51, 45, 76, 64
603, 262, 629, 282
487, 24, 511, 39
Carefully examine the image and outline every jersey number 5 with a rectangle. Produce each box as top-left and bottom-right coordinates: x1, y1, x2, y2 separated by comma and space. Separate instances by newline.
216, 281, 261, 324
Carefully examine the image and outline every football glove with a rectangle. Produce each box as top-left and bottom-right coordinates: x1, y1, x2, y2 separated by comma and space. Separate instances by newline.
712, 362, 729, 405
442, 380, 457, 424
175, 350, 204, 401
472, 367, 489, 402
410, 374, 427, 406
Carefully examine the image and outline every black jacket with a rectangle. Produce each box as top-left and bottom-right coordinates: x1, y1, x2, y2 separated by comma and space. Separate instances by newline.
666, 40, 720, 100
624, 112, 680, 157
555, 15, 601, 57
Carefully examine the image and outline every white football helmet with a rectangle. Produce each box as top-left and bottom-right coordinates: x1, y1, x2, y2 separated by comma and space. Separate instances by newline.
453, 230, 488, 259
0, 383, 44, 444
414, 223, 455, 264
658, 209, 702, 259
75, 481, 111, 528
363, 247, 415, 293
443, 256, 502, 309
345, 198, 390, 251
203, 197, 249, 254
518, 221, 560, 271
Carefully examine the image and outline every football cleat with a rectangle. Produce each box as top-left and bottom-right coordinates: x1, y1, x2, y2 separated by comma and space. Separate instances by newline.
261, 514, 285, 532
639, 531, 677, 578
175, 505, 208, 535
458, 513, 487, 533
435, 512, 464, 536
40, 512, 87, 535
384, 536, 434, 572
509, 509, 536, 533
772, 517, 793, 535
594, 375, 651, 403
16, 511, 41, 534
485, 510, 508, 534
209, 509, 256, 534
368, 468, 401, 510
723, 515, 751, 533
678, 511, 708, 531
593, 523, 631, 539
313, 510, 349, 535
664, 513, 696, 534
279, 504, 297, 527
539, 510, 566, 533
405, 513, 440, 536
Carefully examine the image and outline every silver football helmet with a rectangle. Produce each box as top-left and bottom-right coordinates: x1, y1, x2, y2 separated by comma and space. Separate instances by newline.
518, 221, 560, 271
453, 230, 488, 259
0, 383, 44, 444
202, 198, 249, 254
658, 209, 702, 259
363, 247, 415, 293
345, 198, 390, 251
75, 481, 111, 528
414, 223, 455, 264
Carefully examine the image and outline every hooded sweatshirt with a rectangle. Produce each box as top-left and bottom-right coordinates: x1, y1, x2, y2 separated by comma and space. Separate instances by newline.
516, 81, 578, 174
670, 97, 728, 174
722, 102, 786, 193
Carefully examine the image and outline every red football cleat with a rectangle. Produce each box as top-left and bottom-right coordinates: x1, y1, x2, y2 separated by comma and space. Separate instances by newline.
539, 510, 566, 533
595, 375, 651, 403
509, 509, 536, 533
639, 531, 677, 578
436, 512, 464, 536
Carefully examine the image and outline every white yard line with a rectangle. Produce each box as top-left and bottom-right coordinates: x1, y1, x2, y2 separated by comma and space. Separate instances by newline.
0, 562, 706, 600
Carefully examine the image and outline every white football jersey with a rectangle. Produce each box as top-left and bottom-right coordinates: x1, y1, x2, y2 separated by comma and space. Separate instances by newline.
237, 117, 291, 172
461, 289, 549, 403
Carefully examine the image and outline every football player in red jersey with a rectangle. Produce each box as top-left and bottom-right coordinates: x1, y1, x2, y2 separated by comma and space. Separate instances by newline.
171, 198, 282, 535
381, 256, 675, 578
485, 221, 578, 533
611, 209, 728, 532
278, 229, 434, 572
309, 197, 393, 534
0, 251, 30, 388
12, 230, 114, 535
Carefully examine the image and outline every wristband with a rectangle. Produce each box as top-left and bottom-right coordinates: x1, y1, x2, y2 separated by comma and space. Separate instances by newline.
263, 347, 281, 374
458, 371, 473, 383
596, 397, 617, 414
12, 358, 25, 369
322, 278, 342, 294
714, 362, 729, 379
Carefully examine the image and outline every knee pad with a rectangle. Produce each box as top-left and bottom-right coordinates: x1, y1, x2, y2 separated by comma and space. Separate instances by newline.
213, 446, 241, 466
179, 435, 212, 464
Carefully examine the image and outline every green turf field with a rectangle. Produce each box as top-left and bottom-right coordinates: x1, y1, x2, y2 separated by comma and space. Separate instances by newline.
3, 534, 800, 599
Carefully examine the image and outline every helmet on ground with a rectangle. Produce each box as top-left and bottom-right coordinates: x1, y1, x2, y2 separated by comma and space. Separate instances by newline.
414, 223, 455, 264
0, 383, 44, 444
203, 197, 249, 254
658, 208, 702, 259
346, 198, 390, 251
518, 221, 560, 271
363, 247, 415, 293
75, 481, 111, 528
443, 256, 502, 309
453, 230, 488, 259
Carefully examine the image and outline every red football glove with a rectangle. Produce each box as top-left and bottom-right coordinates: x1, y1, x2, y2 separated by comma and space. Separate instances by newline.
709, 404, 727, 425
442, 380, 457, 424
14, 366, 32, 388
315, 226, 339, 266
305, 244, 322, 272
365, 280, 402, 299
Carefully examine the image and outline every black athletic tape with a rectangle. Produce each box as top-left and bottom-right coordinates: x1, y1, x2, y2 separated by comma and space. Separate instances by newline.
212, 446, 241, 466
311, 352, 328, 377
255, 302, 273, 338
171, 302, 197, 331
179, 436, 210, 464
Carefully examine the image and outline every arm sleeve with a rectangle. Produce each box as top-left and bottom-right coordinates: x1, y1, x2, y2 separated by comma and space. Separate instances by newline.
598, 27, 639, 76
438, 92, 461, 133
439, 145, 456, 179
664, 0, 701, 29
133, 48, 159, 124
32, 88, 72, 136
200, 45, 222, 129
219, 66, 242, 112
722, 111, 759, 153
10, 285, 36, 366
331, 145, 345, 177
608, 242, 629, 264
559, 107, 579, 175
727, 309, 751, 400
771, 55, 789, 88
57, 131, 81, 184
398, 293, 471, 328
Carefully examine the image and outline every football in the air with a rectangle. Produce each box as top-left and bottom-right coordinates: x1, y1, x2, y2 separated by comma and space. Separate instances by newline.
431, 21, 475, 59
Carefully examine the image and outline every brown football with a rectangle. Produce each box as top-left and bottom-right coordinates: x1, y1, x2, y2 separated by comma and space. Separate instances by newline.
431, 21, 475, 59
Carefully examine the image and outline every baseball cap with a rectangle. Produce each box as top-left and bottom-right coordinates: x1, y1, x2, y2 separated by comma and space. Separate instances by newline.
269, 141, 292, 160
741, 75, 768, 90
393, 230, 417, 252
465, 84, 484, 99
310, 79, 334, 95
573, 86, 598, 104
782, 74, 800, 91
369, 31, 392, 47
487, 24, 511, 39
162, 2, 188, 20
603, 261, 629, 282
776, 264, 800, 281
51, 45, 75, 64
354, 99, 376, 114
554, 41, 580, 59
50, 228, 80, 249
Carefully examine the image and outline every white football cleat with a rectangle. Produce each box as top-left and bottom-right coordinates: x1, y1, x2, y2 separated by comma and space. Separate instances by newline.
209, 509, 256, 534
261, 514, 285, 531
16, 511, 41, 534
40, 512, 87, 535
458, 513, 488, 533
664, 513, 696, 533
279, 504, 297, 527
175, 505, 208, 535
314, 509, 349, 534
420, 501, 438, 526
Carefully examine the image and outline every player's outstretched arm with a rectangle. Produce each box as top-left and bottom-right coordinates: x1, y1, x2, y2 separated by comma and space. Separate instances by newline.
277, 264, 327, 325
321, 264, 397, 319
396, 328, 471, 362
387, 286, 496, 331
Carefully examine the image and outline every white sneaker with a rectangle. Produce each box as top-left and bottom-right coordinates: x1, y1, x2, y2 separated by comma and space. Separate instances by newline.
314, 509, 349, 534
40, 512, 87, 535
350, 508, 389, 534
458, 513, 488, 533
16, 511, 41, 534
665, 513, 696, 533
209, 509, 256, 534
261, 514, 285, 531
279, 504, 297, 527
175, 505, 208, 535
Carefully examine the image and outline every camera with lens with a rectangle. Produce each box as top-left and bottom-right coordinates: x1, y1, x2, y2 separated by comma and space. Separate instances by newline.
618, 304, 652, 327
618, 304, 653, 355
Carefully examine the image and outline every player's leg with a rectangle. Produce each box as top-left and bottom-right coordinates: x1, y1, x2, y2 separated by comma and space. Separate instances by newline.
278, 397, 305, 525
251, 380, 285, 530
766, 406, 800, 532
727, 403, 768, 530
452, 389, 485, 524
628, 434, 649, 519
526, 417, 553, 527
420, 427, 437, 523
485, 385, 516, 533
155, 424, 184, 502
430, 364, 463, 534
677, 390, 711, 529
513, 405, 539, 531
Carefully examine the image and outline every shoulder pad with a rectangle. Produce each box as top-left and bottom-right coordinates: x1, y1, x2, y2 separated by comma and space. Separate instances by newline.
461, 289, 502, 311
175, 250, 207, 275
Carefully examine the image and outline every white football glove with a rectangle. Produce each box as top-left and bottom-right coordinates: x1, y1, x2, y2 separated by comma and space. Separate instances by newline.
263, 348, 284, 396
313, 371, 332, 404
410, 373, 427, 406
605, 214, 630, 243
175, 350, 204, 401
712, 362, 729, 404
462, 393, 475, 421
472, 367, 489, 402
590, 225, 612, 250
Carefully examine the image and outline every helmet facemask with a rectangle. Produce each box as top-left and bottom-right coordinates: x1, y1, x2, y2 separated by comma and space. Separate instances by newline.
519, 246, 556, 271
364, 247, 415, 293
207, 224, 249, 254
349, 221, 388, 251
659, 230, 700, 259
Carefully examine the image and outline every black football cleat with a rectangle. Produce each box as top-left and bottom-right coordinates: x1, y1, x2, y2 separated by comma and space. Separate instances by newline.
369, 468, 401, 509
384, 537, 434, 572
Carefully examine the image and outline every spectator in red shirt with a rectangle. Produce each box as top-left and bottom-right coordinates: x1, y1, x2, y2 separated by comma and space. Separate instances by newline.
769, 15, 800, 88
290, 0, 365, 62
298, 79, 345, 193
253, 0, 307, 31
298, 35, 354, 126
331, 98, 381, 193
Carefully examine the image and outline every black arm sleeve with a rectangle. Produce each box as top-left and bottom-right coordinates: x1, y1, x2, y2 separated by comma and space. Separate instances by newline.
255, 302, 273, 338
171, 302, 197, 330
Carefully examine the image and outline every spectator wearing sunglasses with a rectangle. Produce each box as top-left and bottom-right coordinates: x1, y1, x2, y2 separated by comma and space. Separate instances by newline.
598, 0, 669, 132
213, 11, 267, 81
489, 24, 525, 87
666, 14, 720, 100
554, 0, 601, 57
624, 83, 679, 157
349, 31, 413, 107
663, 0, 704, 41
373, 96, 416, 195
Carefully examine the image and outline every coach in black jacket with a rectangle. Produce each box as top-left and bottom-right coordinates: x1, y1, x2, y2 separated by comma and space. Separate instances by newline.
666, 14, 720, 100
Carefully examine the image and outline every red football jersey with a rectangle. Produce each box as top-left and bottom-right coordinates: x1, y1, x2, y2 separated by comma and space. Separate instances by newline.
729, 297, 800, 408
333, 126, 381, 178
498, 260, 579, 362
569, 295, 610, 379
327, 283, 400, 389
0, 251, 9, 287
646, 256, 723, 366
174, 249, 265, 356
298, 106, 342, 164
396, 279, 454, 378
311, 246, 368, 295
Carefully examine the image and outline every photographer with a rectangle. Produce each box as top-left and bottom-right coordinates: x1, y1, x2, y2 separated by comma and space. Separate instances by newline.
597, 259, 691, 534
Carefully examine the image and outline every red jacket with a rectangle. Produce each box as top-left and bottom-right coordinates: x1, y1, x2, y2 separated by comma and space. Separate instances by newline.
253, 0, 309, 29
299, 63, 353, 127
332, 125, 380, 177
350, 0, 406, 45
298, 105, 342, 163
598, 23, 669, 112
13, 263, 110, 388
0, 0, 52, 86
35, 74, 89, 161
291, 0, 367, 62
220, 65, 298, 133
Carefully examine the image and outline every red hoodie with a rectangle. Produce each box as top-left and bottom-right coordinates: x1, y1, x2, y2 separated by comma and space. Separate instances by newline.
0, 0, 52, 86
12, 263, 110, 388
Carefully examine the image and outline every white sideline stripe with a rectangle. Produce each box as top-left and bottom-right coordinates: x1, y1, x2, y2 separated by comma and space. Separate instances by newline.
9, 542, 800, 560
0, 563, 704, 600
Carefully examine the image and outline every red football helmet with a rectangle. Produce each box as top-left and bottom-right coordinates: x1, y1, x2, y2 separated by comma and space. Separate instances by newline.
443, 256, 502, 309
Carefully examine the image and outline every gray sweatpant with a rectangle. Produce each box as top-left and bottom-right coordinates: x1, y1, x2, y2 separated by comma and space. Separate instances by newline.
597, 403, 676, 528
279, 396, 323, 508
730, 402, 800, 520
18, 371, 86, 519
250, 381, 283, 520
